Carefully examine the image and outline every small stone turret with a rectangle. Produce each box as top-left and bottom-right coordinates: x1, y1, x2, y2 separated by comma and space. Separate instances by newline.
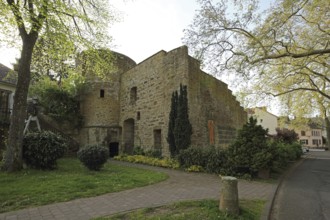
78, 50, 136, 147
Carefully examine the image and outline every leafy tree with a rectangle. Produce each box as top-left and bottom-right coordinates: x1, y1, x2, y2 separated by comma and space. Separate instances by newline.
185, 0, 329, 76
167, 85, 192, 156
184, 0, 330, 147
174, 84, 192, 153
0, 0, 114, 171
167, 90, 178, 157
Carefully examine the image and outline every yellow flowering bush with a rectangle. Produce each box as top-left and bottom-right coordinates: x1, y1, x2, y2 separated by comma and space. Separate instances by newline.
185, 165, 204, 172
114, 155, 179, 169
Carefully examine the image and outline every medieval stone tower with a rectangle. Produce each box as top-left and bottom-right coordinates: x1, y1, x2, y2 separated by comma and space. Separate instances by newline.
78, 46, 247, 157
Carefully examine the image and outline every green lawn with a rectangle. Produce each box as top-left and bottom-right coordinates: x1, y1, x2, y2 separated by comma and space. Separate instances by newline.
0, 158, 168, 213
95, 199, 265, 220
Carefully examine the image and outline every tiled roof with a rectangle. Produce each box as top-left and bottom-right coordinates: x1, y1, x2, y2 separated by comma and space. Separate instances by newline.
0, 63, 17, 85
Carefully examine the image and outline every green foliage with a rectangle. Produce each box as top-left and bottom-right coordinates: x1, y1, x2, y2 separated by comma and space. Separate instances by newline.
274, 128, 299, 144
145, 149, 162, 159
114, 155, 180, 169
174, 84, 192, 152
167, 84, 192, 157
77, 145, 109, 171
30, 81, 83, 128
167, 91, 178, 157
23, 131, 67, 170
226, 117, 270, 176
224, 118, 303, 177
133, 147, 162, 159
77, 49, 117, 80
184, 0, 330, 146
177, 146, 229, 174
0, 158, 167, 213
205, 147, 230, 174
177, 147, 209, 168
96, 199, 265, 220
185, 165, 204, 172
133, 146, 145, 156
272, 141, 302, 171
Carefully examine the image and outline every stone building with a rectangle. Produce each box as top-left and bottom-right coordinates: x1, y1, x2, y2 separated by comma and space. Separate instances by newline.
78, 46, 247, 157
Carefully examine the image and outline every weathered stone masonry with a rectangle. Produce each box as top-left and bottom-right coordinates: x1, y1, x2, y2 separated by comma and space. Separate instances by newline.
78, 46, 247, 157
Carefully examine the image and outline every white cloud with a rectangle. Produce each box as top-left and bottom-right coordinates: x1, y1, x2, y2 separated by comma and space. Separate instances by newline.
108, 0, 199, 63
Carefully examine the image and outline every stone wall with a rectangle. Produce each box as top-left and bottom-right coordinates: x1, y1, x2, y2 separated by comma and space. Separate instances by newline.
79, 51, 136, 146
119, 46, 190, 156
119, 46, 246, 156
187, 55, 246, 149
77, 46, 246, 155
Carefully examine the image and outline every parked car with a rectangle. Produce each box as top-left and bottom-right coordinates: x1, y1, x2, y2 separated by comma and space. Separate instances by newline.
302, 147, 309, 153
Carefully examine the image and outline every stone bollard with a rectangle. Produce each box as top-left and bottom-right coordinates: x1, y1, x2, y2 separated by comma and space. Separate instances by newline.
219, 176, 239, 215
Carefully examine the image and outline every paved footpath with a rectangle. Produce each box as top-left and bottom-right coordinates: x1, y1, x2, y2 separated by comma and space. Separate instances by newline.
0, 161, 277, 220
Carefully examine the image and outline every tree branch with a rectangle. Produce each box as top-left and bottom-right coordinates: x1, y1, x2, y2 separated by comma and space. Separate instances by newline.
251, 48, 330, 64
7, 0, 28, 39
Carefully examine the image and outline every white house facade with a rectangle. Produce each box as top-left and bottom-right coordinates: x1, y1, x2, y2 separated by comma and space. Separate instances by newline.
247, 107, 278, 135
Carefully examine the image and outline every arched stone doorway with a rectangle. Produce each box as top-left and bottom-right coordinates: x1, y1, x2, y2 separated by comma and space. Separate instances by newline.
123, 118, 135, 154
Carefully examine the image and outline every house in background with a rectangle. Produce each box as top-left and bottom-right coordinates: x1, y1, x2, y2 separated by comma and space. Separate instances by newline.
0, 63, 16, 124
246, 107, 278, 135
278, 117, 324, 148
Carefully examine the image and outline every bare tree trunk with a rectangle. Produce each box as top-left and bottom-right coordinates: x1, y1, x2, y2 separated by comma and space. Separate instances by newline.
325, 117, 330, 148
2, 36, 36, 172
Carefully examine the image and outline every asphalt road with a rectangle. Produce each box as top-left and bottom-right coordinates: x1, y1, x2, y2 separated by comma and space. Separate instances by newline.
271, 150, 330, 220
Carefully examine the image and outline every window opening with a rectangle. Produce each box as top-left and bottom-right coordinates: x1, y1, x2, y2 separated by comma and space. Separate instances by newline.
100, 89, 105, 98
130, 87, 137, 104
154, 129, 162, 149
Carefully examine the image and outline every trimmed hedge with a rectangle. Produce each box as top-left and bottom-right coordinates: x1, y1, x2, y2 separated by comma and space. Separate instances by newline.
77, 145, 109, 171
177, 146, 229, 174
23, 131, 67, 169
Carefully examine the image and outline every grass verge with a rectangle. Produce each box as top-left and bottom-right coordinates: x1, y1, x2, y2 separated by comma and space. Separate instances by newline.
0, 158, 168, 213
94, 199, 265, 220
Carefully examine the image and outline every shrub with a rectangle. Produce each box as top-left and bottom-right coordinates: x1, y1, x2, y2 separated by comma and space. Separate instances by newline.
274, 128, 299, 144
177, 146, 229, 174
270, 141, 303, 172
33, 86, 83, 128
114, 155, 179, 169
133, 147, 162, 159
186, 165, 204, 172
177, 147, 209, 168
205, 148, 229, 174
145, 149, 162, 159
133, 146, 145, 155
226, 117, 270, 177
77, 145, 109, 171
23, 131, 67, 169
